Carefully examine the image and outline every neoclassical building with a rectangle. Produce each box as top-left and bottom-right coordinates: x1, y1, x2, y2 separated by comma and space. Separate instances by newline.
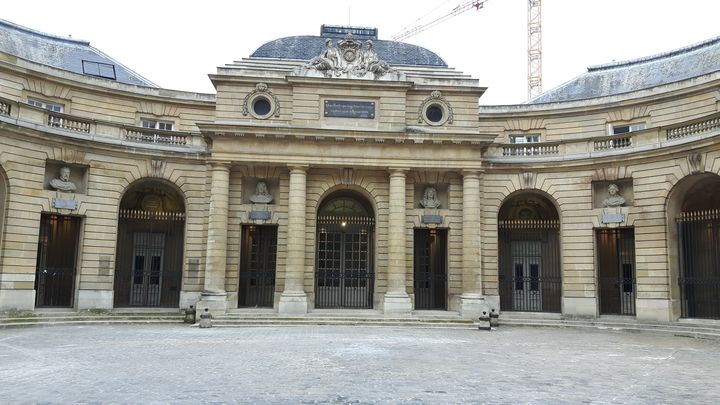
1, 20, 719, 322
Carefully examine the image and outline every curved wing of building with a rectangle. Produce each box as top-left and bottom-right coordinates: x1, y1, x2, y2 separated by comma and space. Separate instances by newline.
1, 21, 719, 323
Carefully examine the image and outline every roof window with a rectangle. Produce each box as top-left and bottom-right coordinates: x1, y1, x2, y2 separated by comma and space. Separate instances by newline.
82, 60, 116, 80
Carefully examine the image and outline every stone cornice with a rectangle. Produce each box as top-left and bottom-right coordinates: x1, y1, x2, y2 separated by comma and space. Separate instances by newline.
198, 122, 492, 146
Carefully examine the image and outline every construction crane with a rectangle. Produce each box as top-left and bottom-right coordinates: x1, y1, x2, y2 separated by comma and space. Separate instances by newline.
390, 1, 543, 101
527, 0, 542, 99
391, 1, 488, 42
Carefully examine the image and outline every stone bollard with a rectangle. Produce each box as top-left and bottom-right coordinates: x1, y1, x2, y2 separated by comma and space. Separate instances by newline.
184, 305, 196, 324
490, 308, 499, 328
478, 310, 491, 331
199, 308, 212, 328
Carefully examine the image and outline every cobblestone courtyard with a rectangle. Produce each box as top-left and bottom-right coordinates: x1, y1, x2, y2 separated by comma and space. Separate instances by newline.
1, 324, 719, 404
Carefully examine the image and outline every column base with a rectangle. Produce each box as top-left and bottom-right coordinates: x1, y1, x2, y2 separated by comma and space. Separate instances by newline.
195, 291, 228, 317
0, 289, 35, 311
77, 290, 113, 310
278, 291, 308, 315
458, 294, 488, 320
562, 297, 597, 318
636, 298, 675, 322
383, 292, 412, 315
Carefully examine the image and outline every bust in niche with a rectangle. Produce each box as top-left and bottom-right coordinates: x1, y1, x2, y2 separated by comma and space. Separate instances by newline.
249, 181, 273, 204
49, 166, 77, 193
603, 183, 626, 207
420, 186, 441, 209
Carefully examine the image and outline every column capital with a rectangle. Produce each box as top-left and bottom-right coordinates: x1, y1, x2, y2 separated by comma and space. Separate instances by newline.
461, 169, 483, 178
388, 167, 409, 177
288, 164, 309, 174
209, 162, 232, 171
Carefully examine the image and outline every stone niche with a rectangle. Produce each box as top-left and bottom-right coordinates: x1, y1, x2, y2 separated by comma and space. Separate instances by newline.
414, 184, 448, 209
242, 177, 279, 205
592, 178, 634, 208
43, 160, 88, 194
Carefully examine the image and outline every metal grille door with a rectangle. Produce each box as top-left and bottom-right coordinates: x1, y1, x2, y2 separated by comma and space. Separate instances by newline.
129, 232, 165, 306
413, 229, 447, 310
597, 228, 636, 315
239, 225, 277, 307
499, 220, 561, 312
678, 209, 720, 319
316, 217, 374, 308
35, 214, 81, 307
115, 210, 184, 307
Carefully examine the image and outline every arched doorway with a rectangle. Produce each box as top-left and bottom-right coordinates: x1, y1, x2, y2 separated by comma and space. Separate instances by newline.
315, 190, 375, 309
114, 180, 185, 307
675, 174, 720, 319
498, 192, 561, 312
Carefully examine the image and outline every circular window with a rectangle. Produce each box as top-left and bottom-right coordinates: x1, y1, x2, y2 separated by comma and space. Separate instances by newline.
425, 104, 444, 123
252, 97, 272, 117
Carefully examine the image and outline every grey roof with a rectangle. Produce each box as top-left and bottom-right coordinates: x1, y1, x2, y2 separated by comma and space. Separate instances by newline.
0, 19, 157, 87
529, 36, 720, 104
251, 25, 447, 67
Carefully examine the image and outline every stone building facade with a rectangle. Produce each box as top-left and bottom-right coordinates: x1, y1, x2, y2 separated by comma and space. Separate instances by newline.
1, 20, 719, 322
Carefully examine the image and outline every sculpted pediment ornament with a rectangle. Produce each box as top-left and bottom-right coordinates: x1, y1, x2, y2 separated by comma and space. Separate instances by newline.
301, 34, 399, 80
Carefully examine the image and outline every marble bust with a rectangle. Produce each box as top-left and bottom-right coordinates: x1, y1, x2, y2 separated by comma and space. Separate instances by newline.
420, 186, 441, 209
603, 183, 625, 207
49, 166, 77, 193
249, 181, 273, 204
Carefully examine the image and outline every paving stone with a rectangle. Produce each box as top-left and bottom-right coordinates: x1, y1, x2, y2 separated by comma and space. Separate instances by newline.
0, 325, 718, 403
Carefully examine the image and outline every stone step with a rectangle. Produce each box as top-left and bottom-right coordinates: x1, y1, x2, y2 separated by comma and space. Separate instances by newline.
209, 319, 478, 329
0, 318, 184, 329
498, 318, 720, 340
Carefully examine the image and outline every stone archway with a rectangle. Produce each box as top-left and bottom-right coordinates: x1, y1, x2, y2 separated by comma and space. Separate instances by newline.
498, 191, 561, 312
670, 174, 720, 319
114, 179, 185, 307
315, 189, 375, 309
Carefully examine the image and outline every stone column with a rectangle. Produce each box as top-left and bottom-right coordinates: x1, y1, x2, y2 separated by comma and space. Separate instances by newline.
383, 168, 412, 314
459, 170, 486, 319
197, 163, 230, 316
278, 165, 309, 315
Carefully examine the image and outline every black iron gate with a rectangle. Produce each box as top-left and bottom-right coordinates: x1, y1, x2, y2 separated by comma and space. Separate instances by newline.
413, 228, 447, 310
35, 214, 81, 307
315, 216, 374, 309
597, 228, 636, 315
678, 209, 720, 319
499, 220, 561, 312
239, 225, 277, 307
115, 210, 184, 307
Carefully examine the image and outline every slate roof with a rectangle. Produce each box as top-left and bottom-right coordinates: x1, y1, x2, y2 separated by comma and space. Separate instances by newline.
0, 19, 157, 87
529, 36, 720, 104
251, 25, 447, 67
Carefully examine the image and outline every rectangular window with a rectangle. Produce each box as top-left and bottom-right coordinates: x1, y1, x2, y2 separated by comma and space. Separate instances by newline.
610, 122, 646, 135
141, 119, 173, 131
28, 98, 63, 112
509, 134, 540, 144
82, 60, 117, 80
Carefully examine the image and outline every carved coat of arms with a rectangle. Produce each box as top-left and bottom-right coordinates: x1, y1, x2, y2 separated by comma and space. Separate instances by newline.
305, 33, 395, 79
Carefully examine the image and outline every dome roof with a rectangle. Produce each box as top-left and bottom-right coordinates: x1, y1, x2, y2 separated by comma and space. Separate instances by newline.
529, 36, 720, 104
250, 25, 447, 67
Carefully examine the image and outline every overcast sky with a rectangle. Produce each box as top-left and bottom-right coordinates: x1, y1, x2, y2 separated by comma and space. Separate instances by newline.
4, 0, 720, 105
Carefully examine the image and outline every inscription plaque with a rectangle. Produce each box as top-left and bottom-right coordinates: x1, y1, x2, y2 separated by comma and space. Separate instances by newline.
53, 198, 78, 210
249, 211, 272, 220
324, 100, 375, 119
601, 213, 625, 224
421, 215, 443, 224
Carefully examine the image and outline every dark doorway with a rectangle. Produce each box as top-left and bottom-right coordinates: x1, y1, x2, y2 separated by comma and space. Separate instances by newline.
115, 182, 185, 307
239, 225, 277, 307
597, 228, 636, 315
676, 175, 720, 319
413, 228, 447, 310
315, 191, 375, 309
498, 193, 561, 312
35, 214, 81, 307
